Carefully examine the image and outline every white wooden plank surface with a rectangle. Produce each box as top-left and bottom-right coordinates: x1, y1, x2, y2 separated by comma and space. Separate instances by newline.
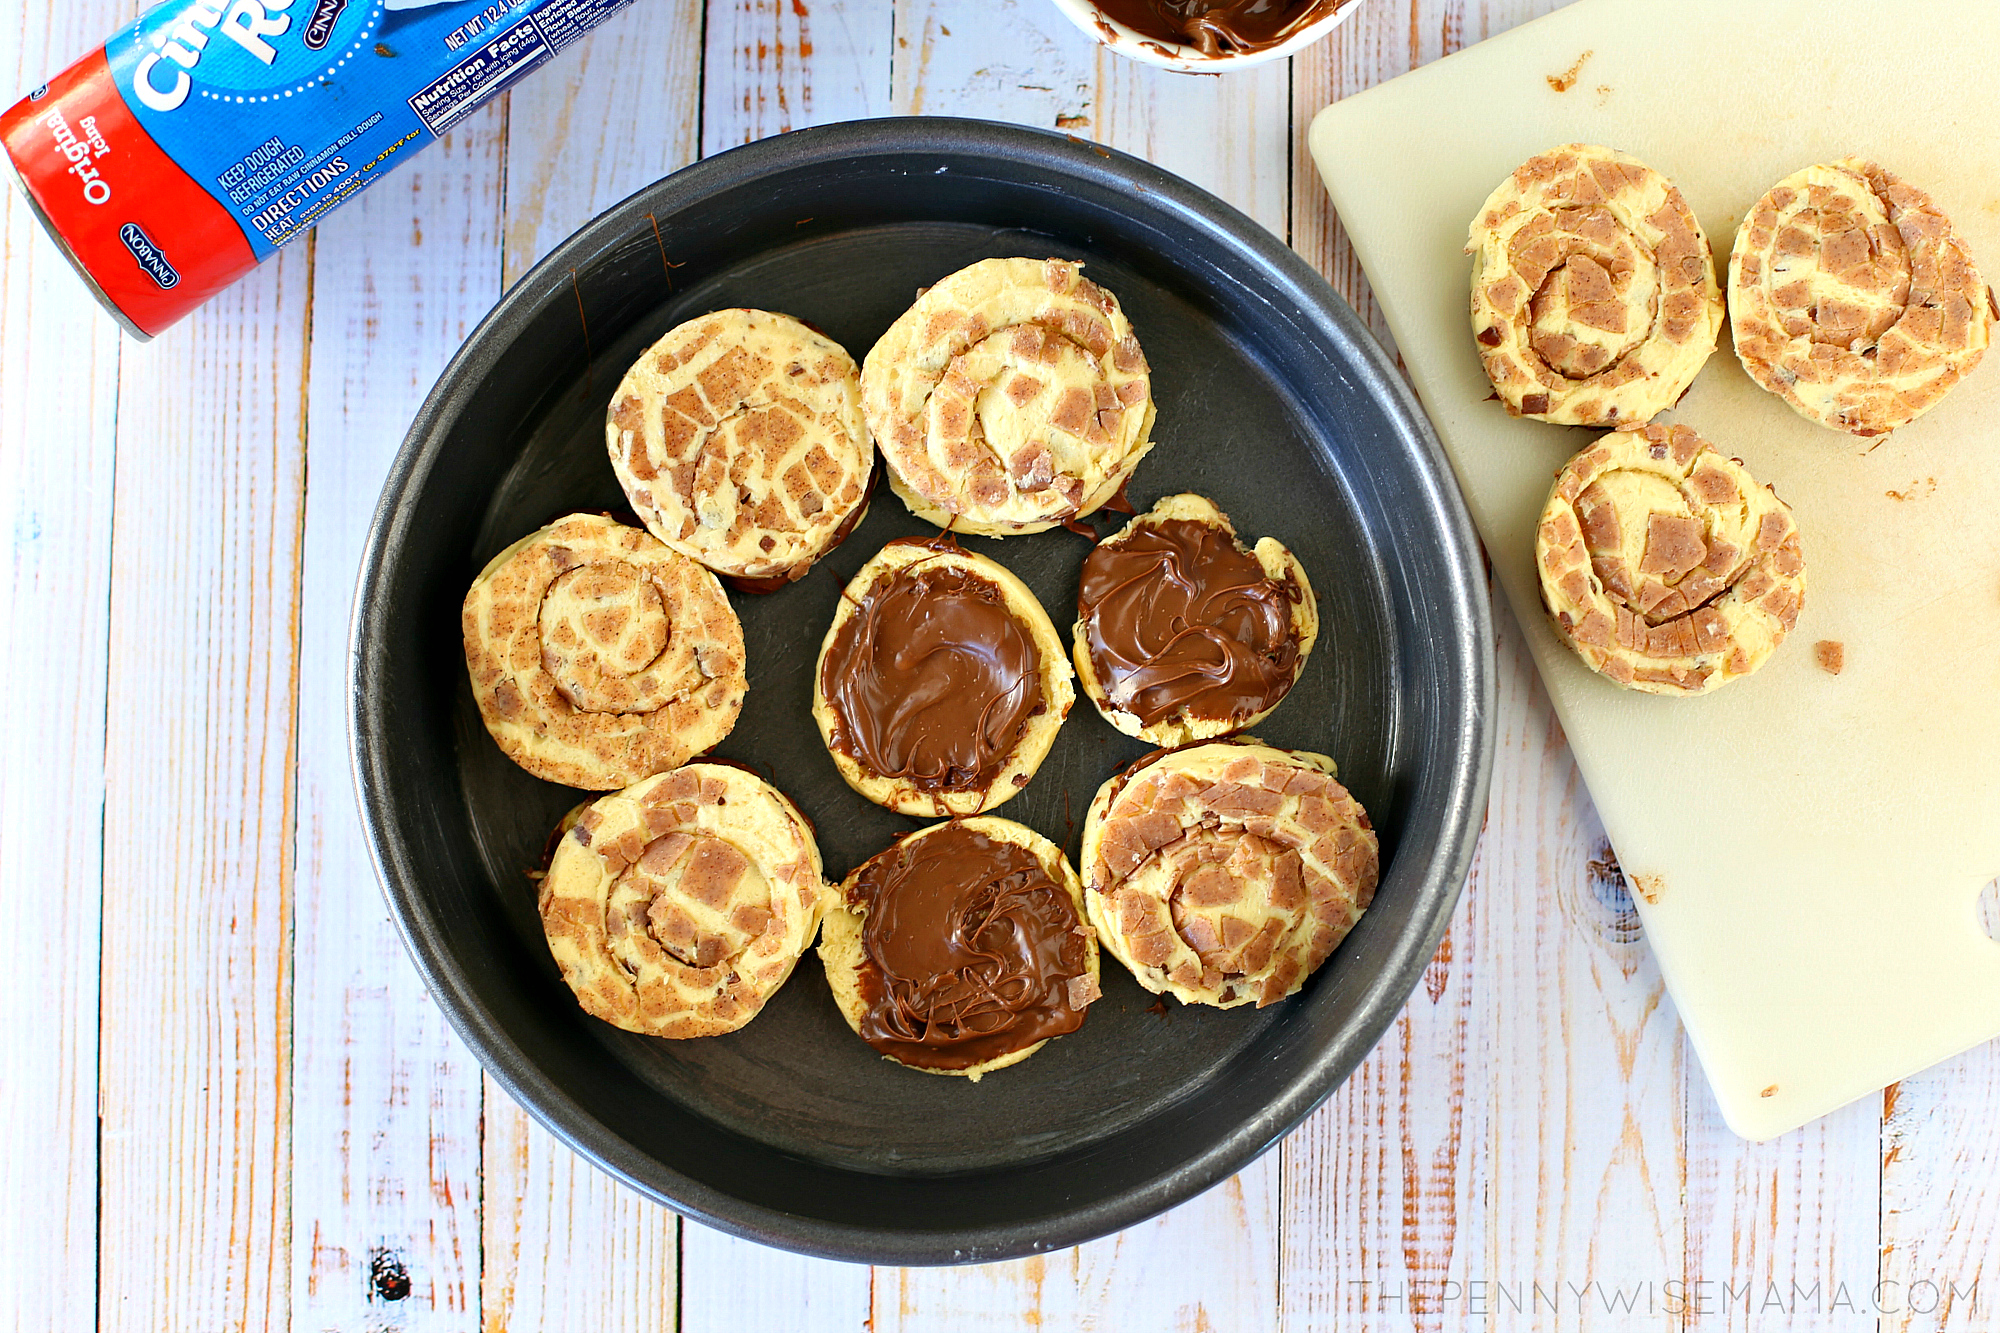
289, 108, 506, 1333
703, 0, 894, 151
1883, 884, 2000, 1332
890, 0, 1289, 237
0, 6, 124, 1331
96, 251, 311, 1332
4, 0, 2000, 1327
881, 1160, 1280, 1330
678, 1230, 870, 1333
480, 1074, 683, 1333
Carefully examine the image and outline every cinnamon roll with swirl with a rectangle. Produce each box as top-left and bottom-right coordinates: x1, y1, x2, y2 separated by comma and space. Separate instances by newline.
1536, 423, 1805, 695
1081, 739, 1377, 1009
607, 309, 873, 589
1729, 159, 1991, 436
861, 257, 1156, 536
538, 763, 828, 1038
1467, 144, 1723, 427
818, 817, 1099, 1079
463, 514, 746, 789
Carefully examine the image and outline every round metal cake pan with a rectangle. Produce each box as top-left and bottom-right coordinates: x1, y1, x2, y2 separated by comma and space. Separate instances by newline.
351, 116, 1494, 1265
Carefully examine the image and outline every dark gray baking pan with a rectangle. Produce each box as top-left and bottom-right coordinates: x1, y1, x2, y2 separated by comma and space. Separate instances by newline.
351, 116, 1494, 1265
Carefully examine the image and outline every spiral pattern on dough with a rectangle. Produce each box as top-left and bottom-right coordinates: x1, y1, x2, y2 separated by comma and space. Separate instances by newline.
1729, 159, 1992, 436
608, 309, 873, 587
1081, 739, 1377, 1009
861, 257, 1156, 536
1535, 423, 1805, 695
463, 514, 746, 789
1467, 144, 1723, 427
538, 764, 827, 1038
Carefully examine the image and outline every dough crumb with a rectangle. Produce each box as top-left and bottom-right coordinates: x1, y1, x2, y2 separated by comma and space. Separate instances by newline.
1815, 640, 1845, 675
1546, 50, 1593, 92
1630, 872, 1664, 904
1761, 1084, 1779, 1098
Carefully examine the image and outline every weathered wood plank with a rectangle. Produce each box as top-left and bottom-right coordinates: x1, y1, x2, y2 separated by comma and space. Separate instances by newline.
1881, 881, 2000, 1333
680, 1227, 871, 1333
0, 4, 126, 1327
96, 252, 312, 1333
880, 1156, 1279, 1331
1471, 607, 1684, 1333
501, 10, 705, 290
288, 107, 508, 1332
1683, 1092, 1881, 1331
480, 1074, 682, 1333
890, 0, 1288, 237
702, 0, 894, 153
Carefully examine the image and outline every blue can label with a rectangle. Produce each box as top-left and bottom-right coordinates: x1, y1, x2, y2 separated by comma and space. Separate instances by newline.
101, 0, 637, 260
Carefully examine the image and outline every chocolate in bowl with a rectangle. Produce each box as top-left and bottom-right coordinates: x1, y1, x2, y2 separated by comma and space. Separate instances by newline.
1091, 0, 1352, 57
1054, 0, 1363, 69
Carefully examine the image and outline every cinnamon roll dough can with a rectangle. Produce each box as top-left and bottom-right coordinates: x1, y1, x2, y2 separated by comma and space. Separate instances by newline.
3, 0, 642, 338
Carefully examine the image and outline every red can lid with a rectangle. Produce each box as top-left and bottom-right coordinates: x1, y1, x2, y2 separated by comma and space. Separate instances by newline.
3, 49, 260, 338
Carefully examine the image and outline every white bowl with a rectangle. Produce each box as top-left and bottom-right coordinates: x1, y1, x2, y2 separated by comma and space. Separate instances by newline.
1047, 0, 1366, 71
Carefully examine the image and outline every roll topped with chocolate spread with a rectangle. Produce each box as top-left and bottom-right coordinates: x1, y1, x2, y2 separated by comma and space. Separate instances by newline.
1074, 494, 1317, 747
813, 536, 1073, 816
819, 817, 1100, 1079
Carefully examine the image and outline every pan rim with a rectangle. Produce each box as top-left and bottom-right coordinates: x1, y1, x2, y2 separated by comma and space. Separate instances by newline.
349, 114, 1495, 1265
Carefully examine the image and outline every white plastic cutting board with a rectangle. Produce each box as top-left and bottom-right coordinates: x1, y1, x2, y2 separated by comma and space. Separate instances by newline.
1310, 0, 2000, 1139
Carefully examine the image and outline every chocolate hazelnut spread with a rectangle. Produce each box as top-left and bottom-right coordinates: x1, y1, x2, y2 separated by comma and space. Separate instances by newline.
820, 544, 1044, 791
1078, 517, 1300, 728
850, 823, 1090, 1069
1090, 0, 1346, 56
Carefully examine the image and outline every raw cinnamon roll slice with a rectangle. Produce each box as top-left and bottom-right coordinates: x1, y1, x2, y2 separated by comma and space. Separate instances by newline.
818, 817, 1099, 1080
812, 537, 1073, 816
1729, 159, 1992, 436
607, 309, 873, 589
1074, 493, 1317, 747
463, 513, 746, 789
1081, 739, 1377, 1009
861, 257, 1156, 536
538, 763, 827, 1038
1535, 423, 1805, 695
1467, 144, 1723, 426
